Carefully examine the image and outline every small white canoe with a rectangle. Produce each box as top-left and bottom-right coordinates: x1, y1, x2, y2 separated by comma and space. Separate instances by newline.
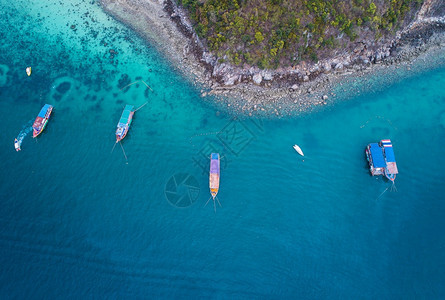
26, 67, 32, 76
293, 144, 304, 156
14, 138, 21, 151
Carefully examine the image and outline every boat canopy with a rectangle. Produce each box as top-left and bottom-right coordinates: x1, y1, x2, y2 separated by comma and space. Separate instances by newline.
381, 139, 396, 162
209, 153, 220, 190
33, 117, 43, 129
38, 104, 52, 118
386, 162, 399, 174
210, 153, 220, 175
369, 143, 386, 168
384, 146, 396, 162
381, 139, 398, 174
209, 174, 219, 189
119, 105, 134, 124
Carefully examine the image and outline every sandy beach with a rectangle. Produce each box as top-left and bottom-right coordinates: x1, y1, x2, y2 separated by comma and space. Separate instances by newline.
100, 0, 445, 116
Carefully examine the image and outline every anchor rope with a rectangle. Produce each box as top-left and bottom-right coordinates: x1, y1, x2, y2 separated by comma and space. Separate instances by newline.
120, 80, 153, 92
376, 186, 390, 201
119, 141, 128, 164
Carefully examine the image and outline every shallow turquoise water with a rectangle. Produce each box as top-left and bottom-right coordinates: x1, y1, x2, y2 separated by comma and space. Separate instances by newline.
1, 0, 445, 298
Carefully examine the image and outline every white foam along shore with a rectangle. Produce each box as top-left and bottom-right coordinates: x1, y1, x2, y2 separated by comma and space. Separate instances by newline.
100, 0, 445, 116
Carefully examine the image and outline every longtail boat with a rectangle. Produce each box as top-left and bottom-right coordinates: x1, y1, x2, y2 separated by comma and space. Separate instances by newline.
116, 105, 135, 142
33, 104, 53, 138
209, 153, 220, 199
380, 139, 398, 181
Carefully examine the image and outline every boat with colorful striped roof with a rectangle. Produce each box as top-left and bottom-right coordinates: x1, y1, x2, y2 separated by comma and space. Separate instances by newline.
209, 153, 220, 199
32, 104, 53, 138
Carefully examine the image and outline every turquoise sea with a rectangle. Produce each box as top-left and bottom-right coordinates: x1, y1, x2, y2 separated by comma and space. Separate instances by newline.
1, 0, 445, 298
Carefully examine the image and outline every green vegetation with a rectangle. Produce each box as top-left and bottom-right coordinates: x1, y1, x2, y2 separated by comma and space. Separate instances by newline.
177, 0, 422, 68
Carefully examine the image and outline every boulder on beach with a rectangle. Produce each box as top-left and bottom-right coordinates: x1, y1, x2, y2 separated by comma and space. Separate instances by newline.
262, 70, 273, 81
253, 73, 262, 85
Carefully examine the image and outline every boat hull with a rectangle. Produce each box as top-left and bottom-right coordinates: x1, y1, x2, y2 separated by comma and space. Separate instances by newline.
33, 119, 48, 138
293, 144, 304, 156
365, 145, 384, 176
385, 173, 396, 181
116, 127, 129, 143
210, 189, 218, 199
115, 106, 134, 142
380, 139, 398, 180
32, 105, 53, 138
14, 139, 21, 151
366, 140, 398, 181
209, 153, 220, 198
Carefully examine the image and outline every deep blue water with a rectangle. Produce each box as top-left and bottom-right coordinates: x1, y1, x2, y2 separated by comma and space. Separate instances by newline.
1, 0, 445, 298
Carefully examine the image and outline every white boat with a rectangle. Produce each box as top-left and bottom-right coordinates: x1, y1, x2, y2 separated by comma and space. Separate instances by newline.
293, 144, 304, 156
26, 67, 32, 76
14, 138, 21, 151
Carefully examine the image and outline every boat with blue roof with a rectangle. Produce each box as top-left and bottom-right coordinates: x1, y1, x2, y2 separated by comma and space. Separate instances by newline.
380, 139, 398, 181
33, 104, 53, 138
365, 139, 398, 181
116, 105, 135, 142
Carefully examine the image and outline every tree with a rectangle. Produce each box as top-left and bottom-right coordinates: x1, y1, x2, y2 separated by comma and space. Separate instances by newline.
255, 31, 265, 43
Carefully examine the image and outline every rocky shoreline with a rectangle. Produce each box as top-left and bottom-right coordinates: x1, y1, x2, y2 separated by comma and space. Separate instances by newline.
100, 0, 445, 116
